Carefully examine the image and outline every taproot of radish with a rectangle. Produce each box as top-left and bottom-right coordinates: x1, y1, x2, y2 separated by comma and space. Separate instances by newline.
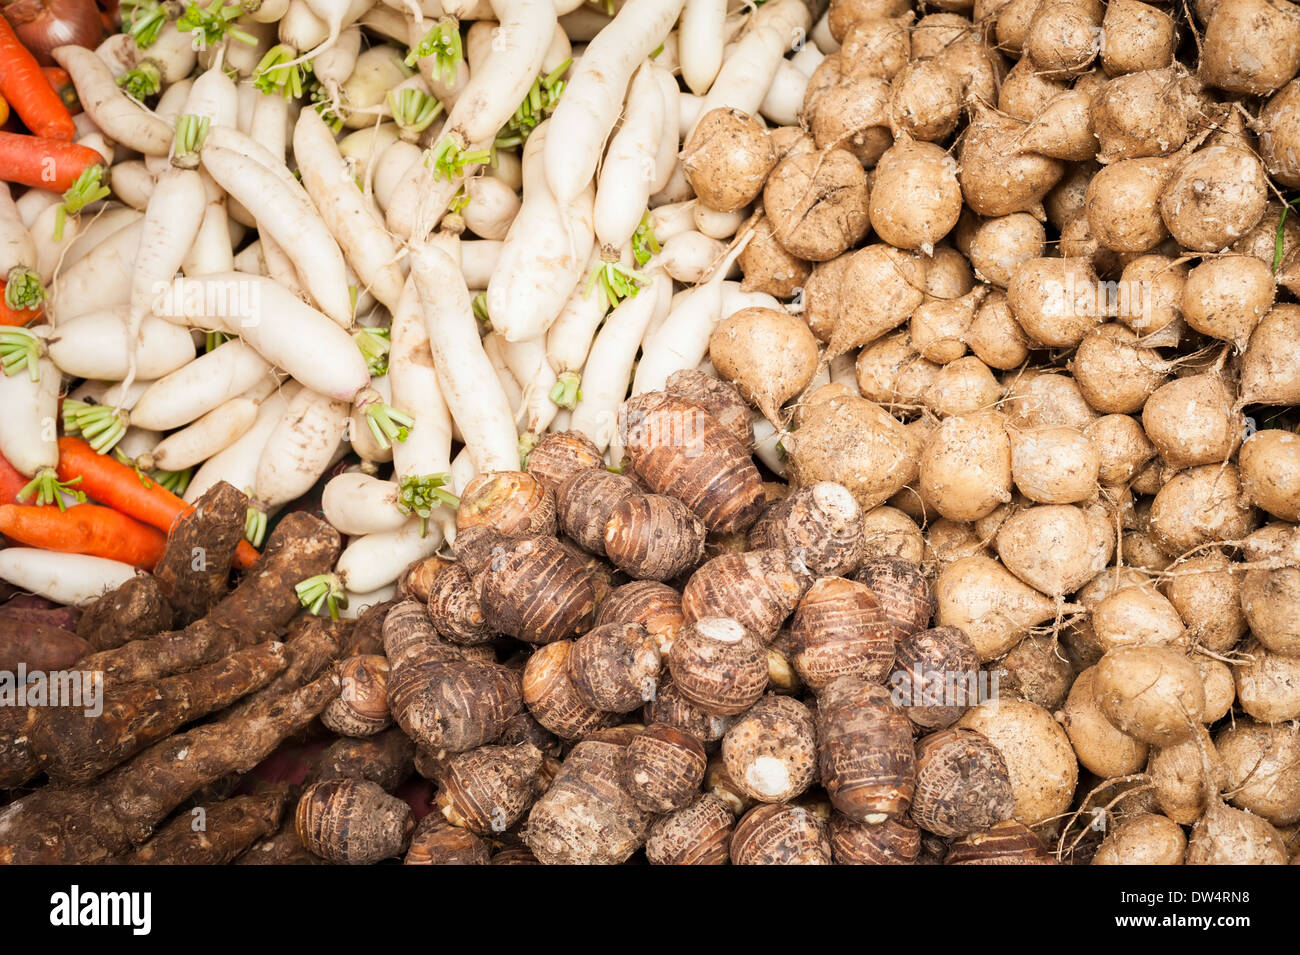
321, 471, 412, 536
141, 391, 265, 472
53, 45, 174, 156
47, 308, 196, 382
594, 63, 665, 257
48, 218, 142, 321
545, 250, 610, 385
680, 0, 725, 93
0, 549, 137, 607
0, 328, 74, 507
185, 381, 301, 505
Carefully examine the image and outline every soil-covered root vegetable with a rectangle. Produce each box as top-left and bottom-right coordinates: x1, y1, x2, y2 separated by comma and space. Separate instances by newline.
1085, 414, 1157, 486
1239, 430, 1300, 522
1006, 256, 1103, 348
1199, 0, 1300, 96
1233, 639, 1300, 722
967, 214, 1046, 288
75, 574, 171, 652
934, 556, 1058, 661
664, 369, 754, 450
1092, 812, 1187, 865
1090, 68, 1196, 163
1023, 0, 1104, 75
556, 468, 639, 557
1069, 325, 1169, 415
457, 471, 557, 551
1240, 567, 1300, 656
1147, 464, 1257, 557
1101, 0, 1177, 74
868, 134, 962, 254
888, 58, 963, 143
667, 617, 769, 716
525, 431, 604, 493
839, 13, 913, 80
709, 306, 819, 426
1093, 645, 1205, 746
730, 802, 832, 865
919, 411, 1013, 521
806, 73, 893, 167
1186, 800, 1289, 865
854, 332, 942, 407
619, 724, 708, 813
0, 620, 89, 686
762, 147, 871, 262
829, 813, 921, 864
521, 641, 612, 740
1016, 89, 1097, 161
403, 814, 491, 866
827, 244, 928, 357
1159, 145, 1269, 252
645, 678, 735, 746
1090, 582, 1188, 653
967, 290, 1032, 370
597, 580, 685, 657
911, 289, 990, 367
604, 493, 707, 582
1194, 656, 1236, 723
1003, 371, 1100, 432
911, 728, 1016, 838
435, 742, 545, 835
321, 655, 391, 737
748, 482, 866, 577
995, 503, 1113, 598
1239, 305, 1300, 406
945, 820, 1057, 864
296, 778, 413, 865
475, 536, 595, 645
1008, 426, 1100, 504
1180, 254, 1275, 348
955, 697, 1079, 828
621, 392, 765, 534
1216, 721, 1300, 825
524, 739, 652, 865
787, 577, 896, 690
1112, 253, 1186, 344
854, 556, 934, 644
1061, 666, 1151, 778
958, 101, 1065, 217
1148, 723, 1226, 824
150, 481, 248, 626
645, 793, 735, 865
679, 108, 775, 213
1081, 155, 1177, 253
993, 635, 1073, 710
387, 657, 522, 754
802, 256, 851, 343
720, 694, 816, 804
1259, 80, 1300, 187
816, 676, 915, 823
567, 622, 661, 714
738, 212, 812, 298
125, 789, 289, 866
889, 625, 982, 729
681, 548, 810, 640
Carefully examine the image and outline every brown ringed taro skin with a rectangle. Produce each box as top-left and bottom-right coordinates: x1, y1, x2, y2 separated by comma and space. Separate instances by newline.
382, 598, 461, 669
681, 548, 812, 640
567, 622, 662, 713
645, 678, 736, 745
620, 392, 765, 534
525, 431, 605, 493
646, 793, 736, 865
604, 493, 708, 581
830, 812, 922, 864
427, 563, 493, 645
312, 726, 415, 791
890, 625, 983, 730
722, 694, 818, 803
322, 654, 392, 737
911, 727, 1015, 838
789, 576, 897, 690
668, 617, 770, 716
748, 482, 867, 577
476, 536, 595, 644
296, 778, 414, 865
496, 709, 561, 757
523, 740, 652, 865
731, 803, 832, 865
522, 640, 615, 740
664, 369, 755, 449
457, 470, 557, 539
598, 580, 684, 656
404, 813, 491, 865
619, 723, 708, 813
397, 553, 455, 603
944, 820, 1057, 864
491, 845, 542, 864
387, 658, 522, 753
855, 556, 935, 641
557, 468, 641, 556
436, 742, 545, 835
816, 676, 916, 823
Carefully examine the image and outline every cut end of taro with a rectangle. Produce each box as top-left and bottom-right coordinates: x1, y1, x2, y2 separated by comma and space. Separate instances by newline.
694, 617, 748, 644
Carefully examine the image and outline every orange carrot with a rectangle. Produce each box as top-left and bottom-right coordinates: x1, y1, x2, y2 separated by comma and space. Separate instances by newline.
0, 130, 102, 191
0, 283, 40, 326
0, 16, 76, 140
0, 91, 8, 127
56, 437, 261, 569
0, 451, 29, 504
0, 502, 167, 569
41, 67, 79, 114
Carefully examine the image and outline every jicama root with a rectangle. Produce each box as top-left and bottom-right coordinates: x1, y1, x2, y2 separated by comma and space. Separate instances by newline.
151, 481, 250, 625
122, 786, 290, 865
75, 573, 172, 652
0, 670, 340, 864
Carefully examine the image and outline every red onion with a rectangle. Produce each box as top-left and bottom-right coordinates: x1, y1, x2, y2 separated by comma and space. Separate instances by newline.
2, 0, 103, 66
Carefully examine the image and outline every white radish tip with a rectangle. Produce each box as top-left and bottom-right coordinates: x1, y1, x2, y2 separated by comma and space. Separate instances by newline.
695, 617, 747, 643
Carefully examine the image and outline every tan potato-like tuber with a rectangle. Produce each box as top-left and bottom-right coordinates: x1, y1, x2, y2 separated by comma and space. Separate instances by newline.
763, 147, 872, 261
1093, 645, 1205, 746
1239, 305, 1300, 406
1233, 639, 1300, 722
995, 503, 1113, 597
1009, 427, 1100, 504
1239, 430, 1300, 522
1186, 800, 1289, 865
1180, 255, 1275, 348
1092, 813, 1187, 865
1160, 145, 1269, 252
1216, 721, 1300, 825
680, 108, 776, 213
869, 135, 963, 254
959, 101, 1065, 217
1101, 0, 1178, 74
1060, 665, 1151, 777
709, 306, 819, 425
934, 556, 1058, 660
919, 411, 1013, 522
828, 244, 929, 358
1007, 256, 1104, 347
1199, 0, 1300, 96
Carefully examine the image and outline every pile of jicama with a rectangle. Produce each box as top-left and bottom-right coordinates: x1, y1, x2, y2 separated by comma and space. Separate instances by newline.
0, 0, 1297, 866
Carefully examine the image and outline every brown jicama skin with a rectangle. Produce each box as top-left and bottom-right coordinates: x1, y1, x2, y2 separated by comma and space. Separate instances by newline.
1147, 464, 1257, 556
738, 211, 812, 299
603, 493, 706, 581
621, 392, 765, 534
1186, 801, 1289, 865
967, 215, 1046, 289
680, 108, 775, 213
311, 726, 416, 791
1061, 666, 1150, 778
763, 147, 872, 261
817, 677, 915, 823
730, 802, 832, 864
935, 556, 1058, 660
967, 291, 1032, 369
999, 57, 1067, 122
664, 369, 754, 450
830, 812, 921, 864
1082, 156, 1176, 253
436, 742, 544, 834
404, 813, 491, 865
869, 135, 962, 254
828, 244, 928, 358
524, 739, 652, 864
1101, 0, 1177, 74
1259, 80, 1300, 187
1070, 325, 1169, 414
681, 549, 811, 639
556, 467, 639, 556
1240, 567, 1300, 656
910, 728, 1016, 838
1160, 145, 1269, 252
0, 670, 339, 864
123, 787, 288, 865
945, 821, 1056, 864
709, 307, 819, 426
668, 617, 770, 716
297, 777, 415, 864
1090, 68, 1195, 163
958, 101, 1065, 217
1233, 639, 1300, 722
0, 620, 90, 673
75, 573, 172, 652
1199, 0, 1300, 96
910, 288, 988, 365
1239, 430, 1300, 522
1093, 645, 1205, 746
1092, 813, 1187, 865
521, 641, 613, 739
1025, 0, 1104, 75
79, 513, 341, 684
919, 411, 1013, 521
788, 577, 896, 690
619, 723, 708, 812
996, 503, 1113, 596
1007, 256, 1103, 347
888, 59, 963, 142
387, 657, 521, 753
1239, 305, 1300, 405
476, 536, 595, 644
645, 793, 735, 865
840, 12, 913, 79
1008, 426, 1100, 504
807, 76, 893, 167
1018, 89, 1097, 161
152, 481, 249, 624
803, 256, 852, 343
721, 694, 816, 803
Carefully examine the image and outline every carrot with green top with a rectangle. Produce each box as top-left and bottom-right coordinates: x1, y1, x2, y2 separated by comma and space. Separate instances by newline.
0, 282, 40, 325
0, 16, 76, 140
55, 436, 261, 569
0, 131, 104, 192
0, 502, 167, 569
41, 67, 79, 113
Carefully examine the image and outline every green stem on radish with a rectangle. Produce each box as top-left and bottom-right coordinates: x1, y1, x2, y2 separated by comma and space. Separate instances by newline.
548, 370, 582, 410
585, 259, 646, 309
472, 291, 491, 325
244, 502, 267, 547
63, 401, 129, 454
171, 114, 211, 169
53, 166, 110, 242
397, 472, 459, 537
152, 467, 192, 495
254, 44, 312, 99
17, 470, 84, 511
353, 326, 391, 376
388, 87, 444, 139
121, 0, 179, 48
631, 210, 660, 267
518, 431, 539, 468
4, 267, 45, 311
295, 572, 347, 619
0, 328, 42, 381
117, 62, 162, 100
404, 17, 462, 86
309, 83, 344, 133
447, 185, 470, 214
364, 402, 415, 449
427, 136, 491, 181
176, 0, 257, 48
205, 329, 230, 352
492, 58, 571, 152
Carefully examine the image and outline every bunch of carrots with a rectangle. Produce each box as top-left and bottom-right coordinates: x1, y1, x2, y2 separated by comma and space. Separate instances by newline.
0, 437, 259, 571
